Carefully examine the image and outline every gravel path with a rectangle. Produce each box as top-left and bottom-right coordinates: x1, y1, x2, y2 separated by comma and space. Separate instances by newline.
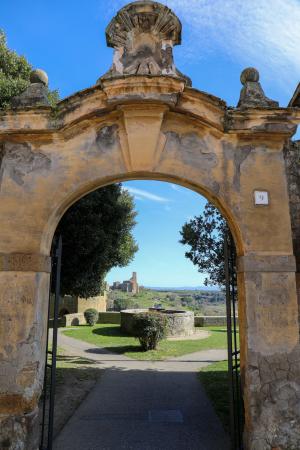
54, 330, 230, 450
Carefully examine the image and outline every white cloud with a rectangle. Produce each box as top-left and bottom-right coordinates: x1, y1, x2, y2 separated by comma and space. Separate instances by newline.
170, 0, 300, 90
134, 195, 144, 201
111, 0, 300, 91
171, 183, 183, 192
126, 187, 170, 203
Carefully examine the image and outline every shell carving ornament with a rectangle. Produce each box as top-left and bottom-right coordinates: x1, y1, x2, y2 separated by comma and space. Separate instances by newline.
100, 1, 191, 84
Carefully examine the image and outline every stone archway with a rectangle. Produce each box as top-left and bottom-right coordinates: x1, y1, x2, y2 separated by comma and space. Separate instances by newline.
0, 2, 300, 449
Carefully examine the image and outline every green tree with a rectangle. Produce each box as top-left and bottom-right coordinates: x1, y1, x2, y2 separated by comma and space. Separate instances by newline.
113, 298, 139, 311
180, 202, 234, 287
0, 30, 58, 108
55, 184, 138, 298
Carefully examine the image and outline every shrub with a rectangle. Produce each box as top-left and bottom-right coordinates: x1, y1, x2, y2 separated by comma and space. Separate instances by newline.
84, 308, 98, 326
133, 313, 166, 351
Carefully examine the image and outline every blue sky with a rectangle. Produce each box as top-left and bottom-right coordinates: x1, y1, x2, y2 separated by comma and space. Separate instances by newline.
108, 181, 206, 287
2, 0, 300, 286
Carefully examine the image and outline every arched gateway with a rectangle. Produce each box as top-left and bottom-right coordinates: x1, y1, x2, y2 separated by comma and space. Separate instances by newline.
1, 2, 300, 449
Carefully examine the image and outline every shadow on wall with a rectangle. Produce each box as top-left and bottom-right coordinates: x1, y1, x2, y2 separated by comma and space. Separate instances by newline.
70, 318, 79, 326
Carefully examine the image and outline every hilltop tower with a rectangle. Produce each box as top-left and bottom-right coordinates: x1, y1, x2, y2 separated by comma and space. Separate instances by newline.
130, 271, 139, 294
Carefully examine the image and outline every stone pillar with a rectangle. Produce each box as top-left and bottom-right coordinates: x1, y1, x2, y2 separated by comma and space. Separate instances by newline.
238, 255, 300, 450
0, 254, 51, 450
284, 141, 300, 328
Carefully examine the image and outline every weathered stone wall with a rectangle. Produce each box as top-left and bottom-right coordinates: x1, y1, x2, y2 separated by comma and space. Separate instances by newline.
194, 315, 239, 327
120, 309, 147, 335
284, 140, 300, 326
1, 0, 300, 446
77, 293, 107, 314
60, 295, 78, 314
50, 294, 78, 316
237, 260, 300, 450
0, 270, 50, 450
62, 313, 232, 328
121, 309, 195, 337
56, 311, 121, 326
50, 293, 107, 317
163, 310, 195, 337
0, 79, 299, 449
63, 313, 85, 327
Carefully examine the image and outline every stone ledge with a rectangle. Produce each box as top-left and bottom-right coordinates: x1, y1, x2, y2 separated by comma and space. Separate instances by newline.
0, 253, 51, 273
237, 254, 296, 273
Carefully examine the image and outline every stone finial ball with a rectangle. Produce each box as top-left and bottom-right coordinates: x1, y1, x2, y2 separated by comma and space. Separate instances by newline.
30, 69, 49, 86
240, 67, 259, 85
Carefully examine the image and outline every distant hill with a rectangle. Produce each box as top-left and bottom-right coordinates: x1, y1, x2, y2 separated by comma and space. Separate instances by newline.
108, 285, 225, 316
145, 286, 220, 292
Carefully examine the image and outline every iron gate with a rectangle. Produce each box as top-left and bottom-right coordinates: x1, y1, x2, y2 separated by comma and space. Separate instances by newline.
40, 236, 62, 450
39, 230, 242, 449
224, 230, 244, 450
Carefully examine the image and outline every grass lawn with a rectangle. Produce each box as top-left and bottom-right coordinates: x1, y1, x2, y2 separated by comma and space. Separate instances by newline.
62, 324, 229, 360
198, 360, 229, 431
54, 348, 101, 384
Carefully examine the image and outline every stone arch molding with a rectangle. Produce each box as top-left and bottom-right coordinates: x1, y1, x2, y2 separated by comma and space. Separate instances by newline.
41, 87, 243, 255
1, 76, 295, 257
1, 2, 300, 450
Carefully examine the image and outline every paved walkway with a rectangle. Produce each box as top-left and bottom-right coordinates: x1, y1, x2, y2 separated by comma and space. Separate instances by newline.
54, 330, 230, 450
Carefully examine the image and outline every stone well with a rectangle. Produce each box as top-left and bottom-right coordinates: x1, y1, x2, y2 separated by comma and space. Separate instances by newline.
120, 309, 195, 337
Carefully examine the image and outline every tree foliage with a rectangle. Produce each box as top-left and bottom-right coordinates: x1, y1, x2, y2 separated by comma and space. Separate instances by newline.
0, 30, 59, 108
180, 202, 235, 287
55, 184, 138, 298
113, 298, 139, 311
0, 32, 137, 299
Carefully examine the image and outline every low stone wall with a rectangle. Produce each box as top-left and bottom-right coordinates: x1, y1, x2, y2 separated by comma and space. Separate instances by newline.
98, 312, 121, 324
120, 309, 148, 334
164, 310, 194, 337
59, 312, 235, 328
56, 311, 121, 327
48, 317, 67, 328
195, 316, 239, 327
121, 309, 195, 337
64, 313, 85, 326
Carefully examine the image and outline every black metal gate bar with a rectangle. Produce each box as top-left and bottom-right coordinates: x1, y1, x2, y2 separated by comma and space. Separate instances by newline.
229, 232, 243, 449
40, 235, 62, 450
224, 230, 243, 450
40, 258, 53, 449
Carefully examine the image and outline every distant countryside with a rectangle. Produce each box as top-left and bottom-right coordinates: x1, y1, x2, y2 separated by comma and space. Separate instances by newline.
108, 288, 226, 316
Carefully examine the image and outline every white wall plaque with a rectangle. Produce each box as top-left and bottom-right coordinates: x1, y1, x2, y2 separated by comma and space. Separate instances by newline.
254, 190, 269, 205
